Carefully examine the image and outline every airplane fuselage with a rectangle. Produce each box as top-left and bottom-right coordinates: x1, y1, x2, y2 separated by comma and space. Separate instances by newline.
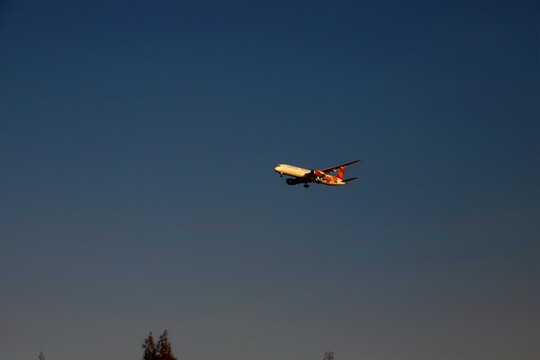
274, 164, 347, 186
274, 164, 311, 178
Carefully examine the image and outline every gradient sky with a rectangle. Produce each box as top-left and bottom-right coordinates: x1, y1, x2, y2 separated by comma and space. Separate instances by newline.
1, 1, 538, 359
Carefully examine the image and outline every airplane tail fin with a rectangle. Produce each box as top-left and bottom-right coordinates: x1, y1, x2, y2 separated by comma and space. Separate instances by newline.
335, 159, 362, 180
336, 166, 347, 180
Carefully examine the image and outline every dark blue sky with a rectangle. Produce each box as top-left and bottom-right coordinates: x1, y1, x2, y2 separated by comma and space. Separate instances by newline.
1, 1, 538, 359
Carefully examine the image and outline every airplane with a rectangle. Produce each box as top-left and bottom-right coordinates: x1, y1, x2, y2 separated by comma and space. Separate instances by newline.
274, 159, 361, 188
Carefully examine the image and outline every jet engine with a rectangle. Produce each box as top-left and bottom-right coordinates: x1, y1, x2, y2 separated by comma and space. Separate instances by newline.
308, 169, 323, 177
286, 178, 300, 185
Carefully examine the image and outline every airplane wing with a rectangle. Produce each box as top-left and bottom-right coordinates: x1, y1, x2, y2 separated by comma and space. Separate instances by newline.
319, 159, 362, 174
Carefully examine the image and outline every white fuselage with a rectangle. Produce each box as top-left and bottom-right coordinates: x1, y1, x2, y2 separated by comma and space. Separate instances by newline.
274, 164, 311, 178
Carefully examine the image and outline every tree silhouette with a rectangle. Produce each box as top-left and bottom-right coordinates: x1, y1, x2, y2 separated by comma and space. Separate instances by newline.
38, 352, 45, 360
142, 330, 178, 360
142, 332, 157, 360
323, 350, 334, 360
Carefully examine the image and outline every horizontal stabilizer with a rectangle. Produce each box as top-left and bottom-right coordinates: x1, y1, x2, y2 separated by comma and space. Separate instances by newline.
344, 177, 358, 182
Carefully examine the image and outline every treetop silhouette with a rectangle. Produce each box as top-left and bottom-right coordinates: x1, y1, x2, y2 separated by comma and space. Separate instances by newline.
142, 330, 178, 360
